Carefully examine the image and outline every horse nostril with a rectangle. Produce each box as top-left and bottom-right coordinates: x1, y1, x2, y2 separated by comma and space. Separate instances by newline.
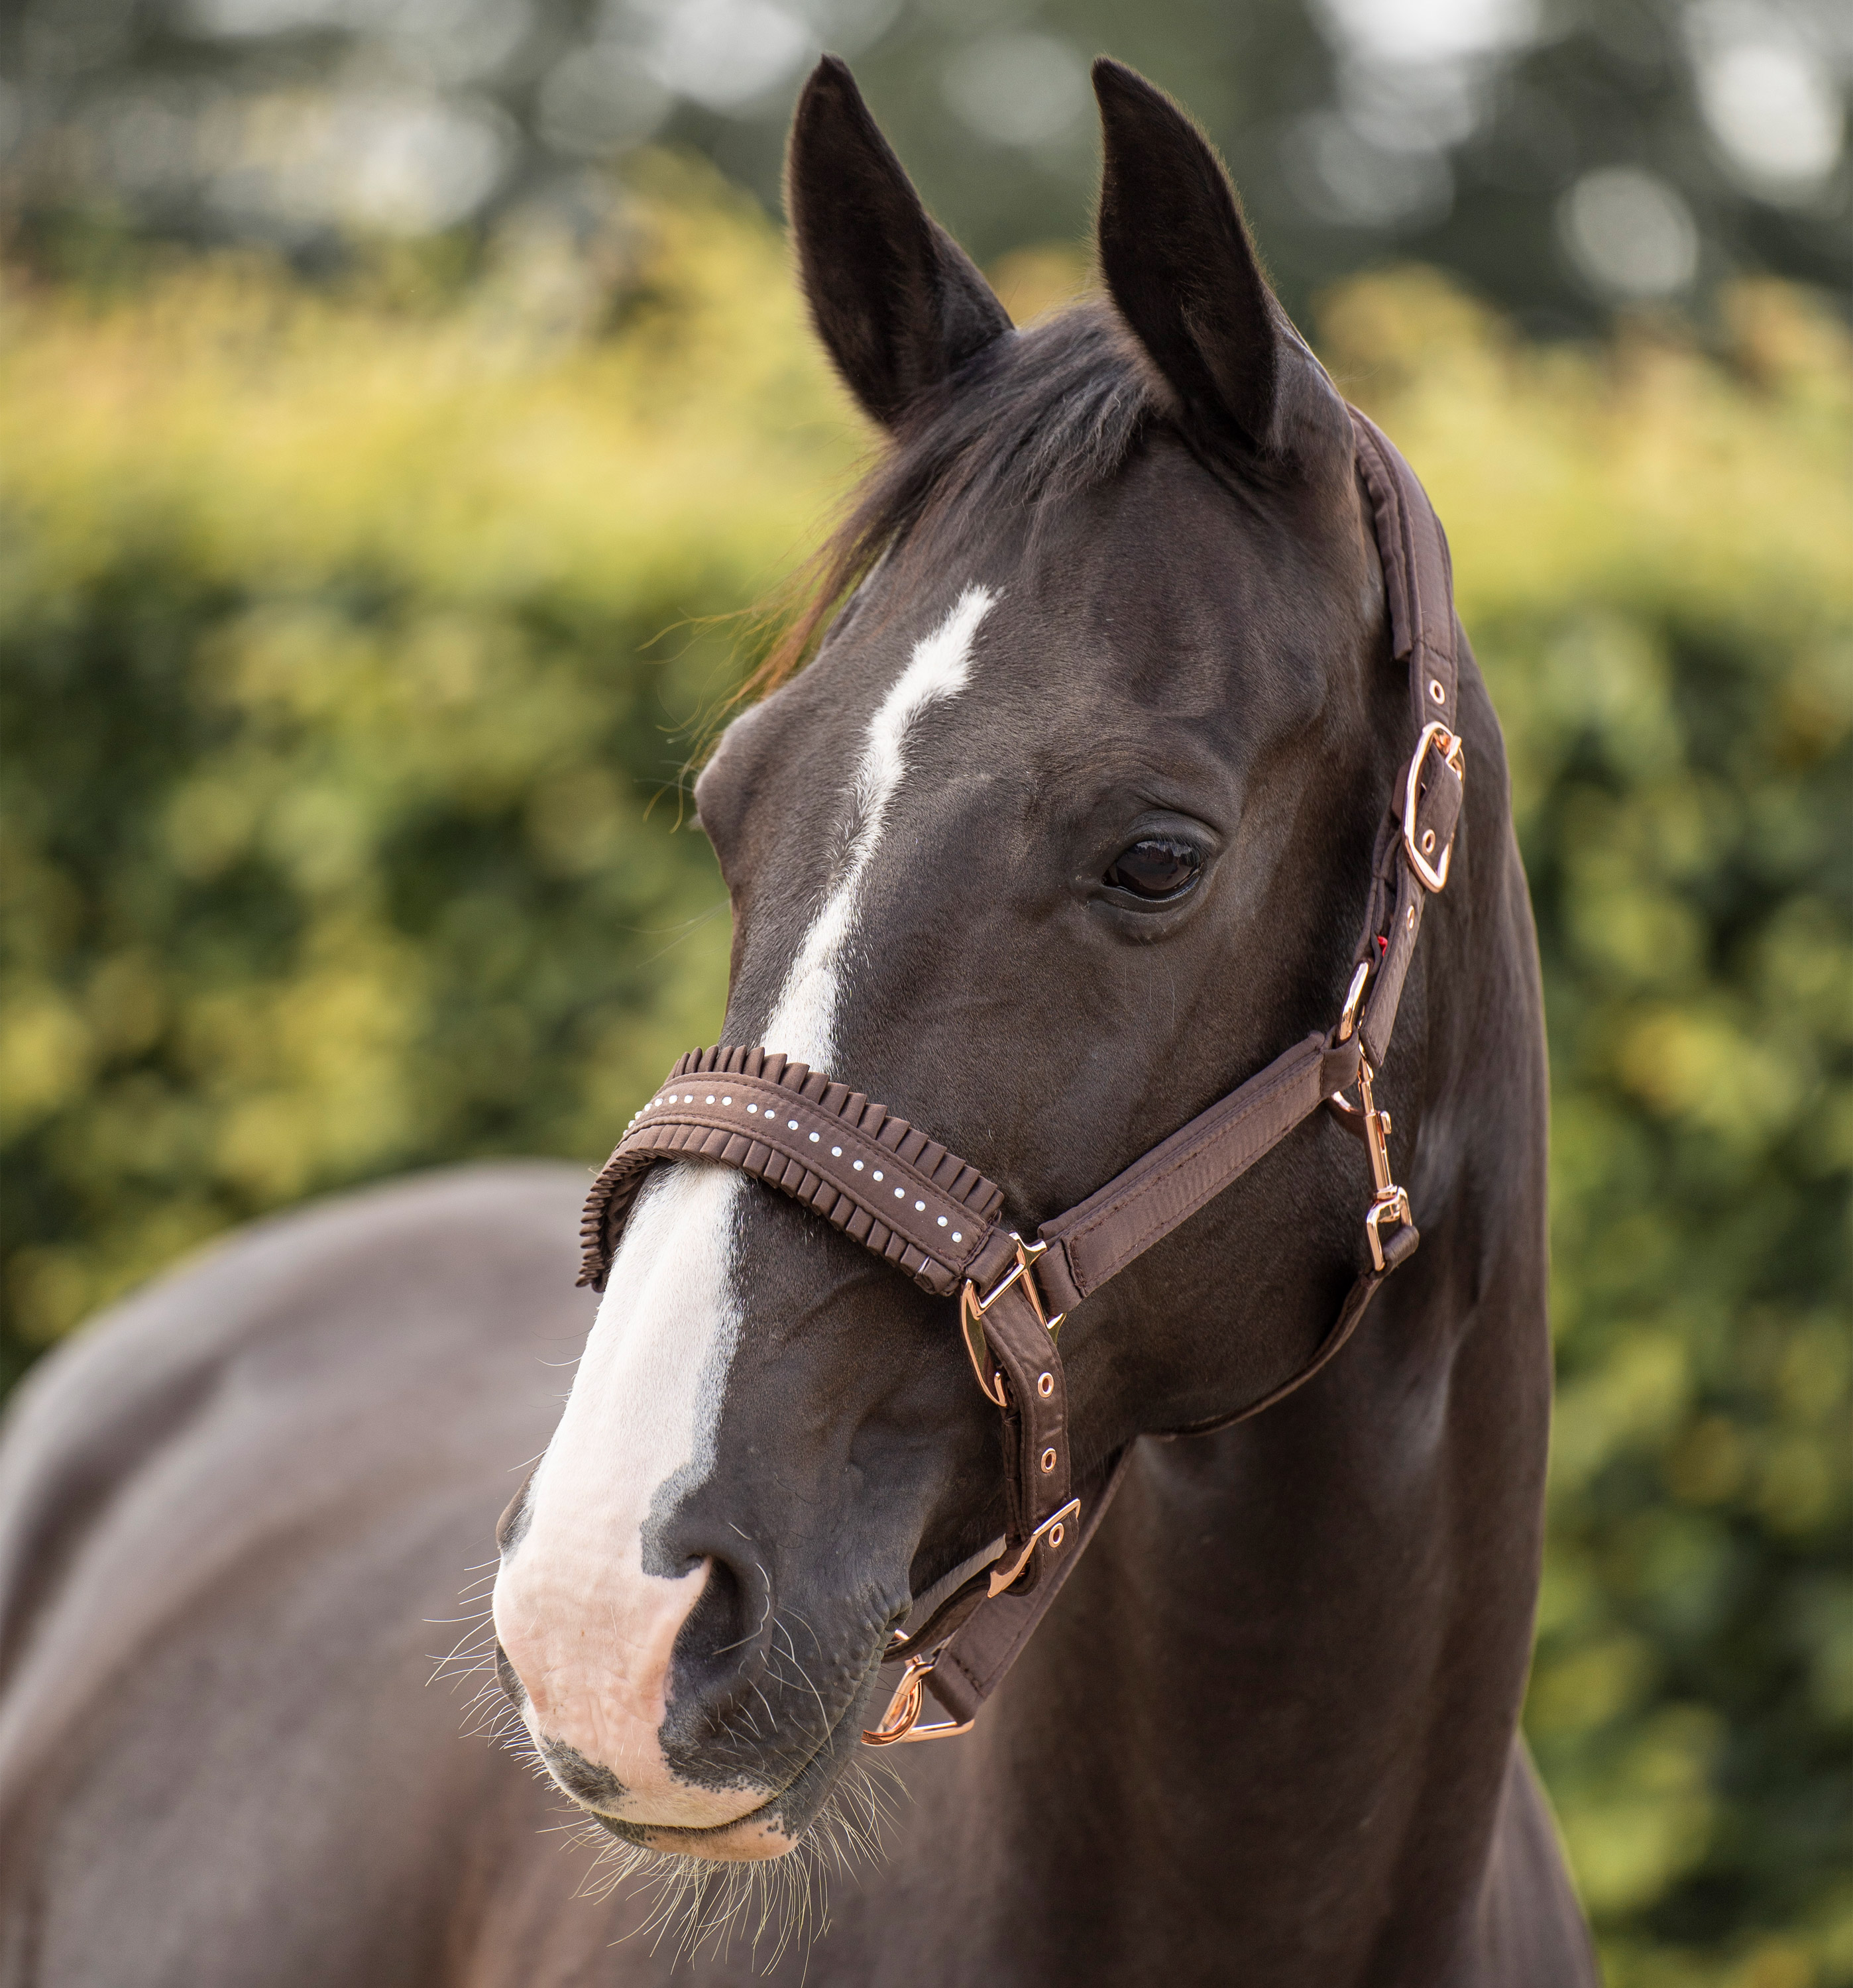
674, 1551, 755, 1684
658, 1541, 785, 1751
493, 1639, 526, 1711
494, 1470, 535, 1559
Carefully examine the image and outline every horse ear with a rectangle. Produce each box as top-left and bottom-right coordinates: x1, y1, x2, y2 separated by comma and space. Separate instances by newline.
787, 56, 1011, 429
1092, 60, 1344, 465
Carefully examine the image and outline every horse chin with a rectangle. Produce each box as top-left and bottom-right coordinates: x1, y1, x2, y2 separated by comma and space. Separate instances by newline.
545, 1769, 777, 1836
598, 1808, 802, 1863
565, 1687, 874, 1865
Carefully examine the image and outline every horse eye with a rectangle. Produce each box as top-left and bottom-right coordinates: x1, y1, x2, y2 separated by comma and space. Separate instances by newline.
1103, 838, 1202, 902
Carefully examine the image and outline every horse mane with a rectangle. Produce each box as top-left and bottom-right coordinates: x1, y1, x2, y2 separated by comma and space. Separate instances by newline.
747, 298, 1159, 704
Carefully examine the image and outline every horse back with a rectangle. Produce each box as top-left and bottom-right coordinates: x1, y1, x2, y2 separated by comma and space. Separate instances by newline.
0, 1163, 605, 1988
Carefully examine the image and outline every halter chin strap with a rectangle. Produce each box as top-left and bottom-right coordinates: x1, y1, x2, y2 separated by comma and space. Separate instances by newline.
575, 410, 1465, 1746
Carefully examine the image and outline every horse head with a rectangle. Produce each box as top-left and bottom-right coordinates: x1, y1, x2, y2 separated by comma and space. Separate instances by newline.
491, 55, 1437, 1861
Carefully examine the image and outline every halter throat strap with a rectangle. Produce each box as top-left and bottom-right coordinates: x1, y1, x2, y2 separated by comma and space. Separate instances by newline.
574, 410, 1463, 1743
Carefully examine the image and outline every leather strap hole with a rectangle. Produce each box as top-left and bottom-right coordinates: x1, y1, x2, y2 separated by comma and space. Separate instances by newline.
1040, 1447, 1057, 1472
1406, 905, 1416, 931
1420, 828, 1436, 855
1048, 1523, 1065, 1549
1037, 1372, 1054, 1398
1429, 678, 1445, 703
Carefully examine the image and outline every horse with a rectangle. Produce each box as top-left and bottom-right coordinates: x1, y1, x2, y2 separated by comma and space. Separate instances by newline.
0, 56, 1599, 1987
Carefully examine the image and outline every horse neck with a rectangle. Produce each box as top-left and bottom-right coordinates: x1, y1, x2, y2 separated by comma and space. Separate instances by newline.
962, 810, 1553, 1978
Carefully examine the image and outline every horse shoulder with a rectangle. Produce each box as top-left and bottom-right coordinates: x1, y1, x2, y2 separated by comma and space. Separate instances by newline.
1471, 1740, 1602, 1987
0, 1162, 614, 1988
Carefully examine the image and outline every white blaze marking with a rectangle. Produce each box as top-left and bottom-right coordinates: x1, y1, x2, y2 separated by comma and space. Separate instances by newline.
494, 1162, 747, 1820
494, 584, 994, 1820
765, 583, 994, 1068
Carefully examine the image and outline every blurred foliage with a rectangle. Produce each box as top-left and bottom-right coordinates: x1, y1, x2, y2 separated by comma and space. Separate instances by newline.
5, 0, 1850, 335
1323, 269, 1853, 1985
0, 159, 855, 1388
1, 170, 1850, 1980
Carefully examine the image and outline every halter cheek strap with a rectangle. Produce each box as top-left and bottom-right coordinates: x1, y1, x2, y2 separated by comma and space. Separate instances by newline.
575, 411, 1465, 1745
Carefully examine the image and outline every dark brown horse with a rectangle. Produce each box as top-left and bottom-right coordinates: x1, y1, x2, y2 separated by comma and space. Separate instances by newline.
0, 58, 1597, 1987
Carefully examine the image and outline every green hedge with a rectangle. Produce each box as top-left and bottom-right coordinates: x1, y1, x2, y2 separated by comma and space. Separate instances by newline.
0, 168, 853, 1370
1323, 276, 1852, 1987
2, 173, 1848, 1985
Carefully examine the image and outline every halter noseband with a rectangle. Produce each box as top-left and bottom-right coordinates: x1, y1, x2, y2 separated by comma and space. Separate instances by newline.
575, 411, 1466, 1745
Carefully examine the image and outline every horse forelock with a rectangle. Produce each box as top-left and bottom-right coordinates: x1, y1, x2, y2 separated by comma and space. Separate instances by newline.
754, 302, 1157, 700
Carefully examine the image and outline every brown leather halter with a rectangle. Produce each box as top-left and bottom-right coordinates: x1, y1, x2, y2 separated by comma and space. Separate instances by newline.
576, 411, 1467, 1747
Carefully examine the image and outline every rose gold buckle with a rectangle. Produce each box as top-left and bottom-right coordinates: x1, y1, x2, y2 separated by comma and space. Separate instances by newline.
1356, 1060, 1411, 1272
986, 1497, 1082, 1598
860, 1651, 974, 1746
1335, 960, 1371, 1043
959, 1233, 1064, 1407
1402, 721, 1465, 893
1365, 1189, 1412, 1272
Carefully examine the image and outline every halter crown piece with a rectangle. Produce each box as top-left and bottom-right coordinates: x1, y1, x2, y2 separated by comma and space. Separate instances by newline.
577, 412, 1467, 1745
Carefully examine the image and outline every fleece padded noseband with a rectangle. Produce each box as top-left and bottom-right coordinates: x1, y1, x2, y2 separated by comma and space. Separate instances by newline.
580, 1050, 1005, 1299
